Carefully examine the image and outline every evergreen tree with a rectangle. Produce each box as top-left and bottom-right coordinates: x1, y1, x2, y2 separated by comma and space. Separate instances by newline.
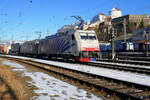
127, 22, 135, 33
138, 19, 144, 29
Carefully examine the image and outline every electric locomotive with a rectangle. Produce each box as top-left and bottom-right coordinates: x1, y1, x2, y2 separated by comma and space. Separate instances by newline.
38, 30, 100, 62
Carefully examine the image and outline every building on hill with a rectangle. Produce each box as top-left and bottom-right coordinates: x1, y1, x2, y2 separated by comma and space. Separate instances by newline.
83, 21, 91, 30
81, 6, 150, 43
90, 13, 106, 26
83, 13, 106, 30
111, 14, 150, 35
112, 14, 150, 28
97, 14, 150, 42
90, 6, 122, 27
109, 7, 122, 19
83, 6, 122, 31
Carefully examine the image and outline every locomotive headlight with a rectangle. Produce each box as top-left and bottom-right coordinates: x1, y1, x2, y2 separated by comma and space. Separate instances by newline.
82, 47, 86, 51
95, 47, 99, 50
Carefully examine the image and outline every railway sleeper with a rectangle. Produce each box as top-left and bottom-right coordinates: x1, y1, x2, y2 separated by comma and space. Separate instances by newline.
103, 84, 121, 89
117, 88, 142, 94
133, 91, 150, 95
97, 82, 117, 86
113, 86, 129, 90
83, 78, 106, 84
127, 90, 144, 95
131, 91, 150, 98
2, 57, 150, 100
130, 94, 150, 100
25, 61, 150, 100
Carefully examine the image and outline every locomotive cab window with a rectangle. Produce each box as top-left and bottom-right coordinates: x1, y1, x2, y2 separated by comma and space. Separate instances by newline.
80, 33, 88, 40
88, 34, 96, 40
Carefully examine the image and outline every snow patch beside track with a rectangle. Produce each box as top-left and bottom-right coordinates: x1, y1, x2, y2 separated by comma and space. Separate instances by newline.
2, 59, 101, 100
1, 55, 150, 87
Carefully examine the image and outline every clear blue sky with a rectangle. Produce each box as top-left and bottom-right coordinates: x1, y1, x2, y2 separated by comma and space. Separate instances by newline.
0, 0, 150, 41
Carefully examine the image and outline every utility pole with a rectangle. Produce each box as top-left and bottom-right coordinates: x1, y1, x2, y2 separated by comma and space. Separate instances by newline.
35, 31, 41, 40
22, 31, 25, 42
123, 18, 127, 43
70, 35, 73, 55
144, 31, 149, 56
123, 18, 127, 51
26, 32, 28, 41
108, 22, 116, 60
112, 27, 116, 60
0, 37, 1, 45
11, 34, 14, 43
46, 29, 50, 36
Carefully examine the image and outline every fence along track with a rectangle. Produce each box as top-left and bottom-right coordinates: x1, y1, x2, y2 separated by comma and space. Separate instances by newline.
1, 56, 150, 100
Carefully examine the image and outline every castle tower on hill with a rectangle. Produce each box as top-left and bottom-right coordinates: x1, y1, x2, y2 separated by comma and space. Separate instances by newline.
109, 6, 122, 19
76, 6, 123, 30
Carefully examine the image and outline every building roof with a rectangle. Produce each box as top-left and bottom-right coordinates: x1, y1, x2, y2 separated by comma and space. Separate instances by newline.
98, 13, 106, 16
111, 6, 121, 11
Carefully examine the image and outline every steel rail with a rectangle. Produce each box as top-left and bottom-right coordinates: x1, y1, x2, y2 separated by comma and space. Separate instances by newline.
98, 59, 150, 66
1, 56, 150, 100
86, 61, 150, 75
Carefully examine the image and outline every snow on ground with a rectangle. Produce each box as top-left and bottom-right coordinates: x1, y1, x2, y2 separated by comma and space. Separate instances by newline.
2, 55, 150, 87
2, 60, 102, 100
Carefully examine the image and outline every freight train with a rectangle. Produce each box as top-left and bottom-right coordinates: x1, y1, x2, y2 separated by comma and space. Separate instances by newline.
0, 45, 4, 53
10, 30, 100, 62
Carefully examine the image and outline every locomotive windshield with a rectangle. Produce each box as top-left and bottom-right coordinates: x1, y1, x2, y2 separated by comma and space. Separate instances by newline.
80, 33, 88, 40
80, 33, 96, 40
88, 34, 96, 40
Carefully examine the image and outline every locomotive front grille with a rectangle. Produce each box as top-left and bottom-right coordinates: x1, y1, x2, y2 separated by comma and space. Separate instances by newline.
80, 51, 100, 58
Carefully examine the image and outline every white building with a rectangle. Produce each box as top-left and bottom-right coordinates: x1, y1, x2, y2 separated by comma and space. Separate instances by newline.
82, 13, 106, 30
66, 7, 122, 31
83, 7, 122, 30
91, 13, 106, 24
82, 21, 91, 30
109, 7, 122, 19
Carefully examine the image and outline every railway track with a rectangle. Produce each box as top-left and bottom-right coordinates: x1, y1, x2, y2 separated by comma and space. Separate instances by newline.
101, 52, 150, 62
1, 56, 150, 100
117, 55, 150, 62
97, 59, 150, 66
86, 60, 150, 75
